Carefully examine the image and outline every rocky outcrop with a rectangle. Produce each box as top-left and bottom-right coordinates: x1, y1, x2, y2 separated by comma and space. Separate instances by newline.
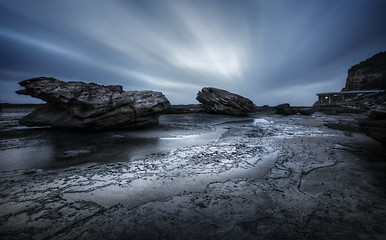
275, 103, 314, 115
360, 106, 386, 144
196, 87, 254, 116
314, 52, 386, 114
344, 52, 386, 91
16, 77, 170, 129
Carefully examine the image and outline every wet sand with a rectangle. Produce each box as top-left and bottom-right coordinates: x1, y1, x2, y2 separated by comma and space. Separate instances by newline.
0, 110, 385, 240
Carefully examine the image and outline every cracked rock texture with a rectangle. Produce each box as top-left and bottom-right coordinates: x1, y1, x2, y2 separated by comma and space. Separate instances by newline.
0, 112, 386, 240
196, 87, 254, 116
16, 77, 171, 129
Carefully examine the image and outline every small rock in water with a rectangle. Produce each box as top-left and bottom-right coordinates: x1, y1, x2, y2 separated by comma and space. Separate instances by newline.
275, 103, 295, 115
275, 103, 314, 115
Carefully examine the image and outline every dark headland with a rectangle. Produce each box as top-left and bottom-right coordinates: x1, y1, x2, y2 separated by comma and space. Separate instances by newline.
0, 52, 386, 240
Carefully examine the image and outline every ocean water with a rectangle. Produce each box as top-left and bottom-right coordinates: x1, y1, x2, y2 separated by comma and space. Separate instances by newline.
0, 107, 247, 171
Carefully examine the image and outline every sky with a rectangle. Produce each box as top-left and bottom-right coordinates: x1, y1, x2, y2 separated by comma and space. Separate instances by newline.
1, 0, 386, 106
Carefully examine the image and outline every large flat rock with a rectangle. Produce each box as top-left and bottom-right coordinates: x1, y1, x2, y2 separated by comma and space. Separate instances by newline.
16, 77, 170, 129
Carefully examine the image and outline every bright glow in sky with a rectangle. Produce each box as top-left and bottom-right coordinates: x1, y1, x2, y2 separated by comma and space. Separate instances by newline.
1, 0, 386, 105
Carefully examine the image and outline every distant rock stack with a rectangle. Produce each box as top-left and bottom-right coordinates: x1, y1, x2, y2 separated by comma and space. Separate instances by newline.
344, 51, 386, 91
196, 87, 254, 116
16, 77, 171, 130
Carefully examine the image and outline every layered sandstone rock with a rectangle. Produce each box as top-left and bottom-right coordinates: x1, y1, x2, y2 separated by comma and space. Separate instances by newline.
16, 77, 170, 129
315, 52, 386, 114
196, 87, 254, 116
344, 52, 386, 91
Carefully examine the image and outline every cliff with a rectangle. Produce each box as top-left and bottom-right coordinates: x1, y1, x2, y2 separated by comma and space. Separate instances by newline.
344, 51, 386, 91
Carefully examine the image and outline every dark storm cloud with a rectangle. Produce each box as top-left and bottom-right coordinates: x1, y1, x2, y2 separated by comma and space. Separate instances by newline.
1, 0, 386, 105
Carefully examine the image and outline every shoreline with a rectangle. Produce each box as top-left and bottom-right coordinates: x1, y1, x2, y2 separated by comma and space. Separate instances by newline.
0, 112, 385, 239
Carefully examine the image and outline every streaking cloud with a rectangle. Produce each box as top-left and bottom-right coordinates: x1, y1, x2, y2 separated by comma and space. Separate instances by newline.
0, 0, 386, 105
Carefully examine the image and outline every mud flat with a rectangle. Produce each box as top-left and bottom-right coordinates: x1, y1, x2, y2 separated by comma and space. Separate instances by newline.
0, 110, 385, 240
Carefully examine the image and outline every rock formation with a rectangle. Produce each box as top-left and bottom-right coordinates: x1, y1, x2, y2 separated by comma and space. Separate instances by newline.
16, 77, 170, 129
344, 51, 386, 91
275, 103, 295, 115
315, 51, 386, 114
196, 87, 254, 116
360, 106, 386, 144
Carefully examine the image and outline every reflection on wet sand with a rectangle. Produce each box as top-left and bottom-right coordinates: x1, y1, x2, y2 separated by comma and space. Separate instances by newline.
1, 107, 385, 240
0, 108, 244, 171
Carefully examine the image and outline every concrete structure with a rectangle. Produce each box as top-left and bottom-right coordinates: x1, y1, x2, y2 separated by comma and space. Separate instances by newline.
316, 90, 384, 105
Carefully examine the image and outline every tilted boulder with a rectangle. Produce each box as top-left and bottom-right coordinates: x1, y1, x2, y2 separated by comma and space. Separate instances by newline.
16, 77, 171, 129
196, 87, 254, 116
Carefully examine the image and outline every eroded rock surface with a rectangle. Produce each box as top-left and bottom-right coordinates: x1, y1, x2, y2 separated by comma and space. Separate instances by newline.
16, 77, 170, 129
196, 87, 254, 116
